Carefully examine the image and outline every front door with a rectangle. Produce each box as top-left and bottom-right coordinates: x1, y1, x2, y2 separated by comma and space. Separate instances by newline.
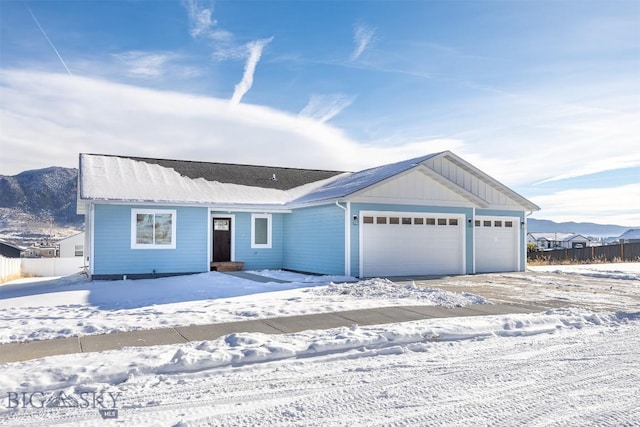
213, 218, 231, 262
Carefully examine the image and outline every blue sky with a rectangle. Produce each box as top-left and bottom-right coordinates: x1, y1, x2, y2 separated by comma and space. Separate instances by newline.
0, 0, 638, 226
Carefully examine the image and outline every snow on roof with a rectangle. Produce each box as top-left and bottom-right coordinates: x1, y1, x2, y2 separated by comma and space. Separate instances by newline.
79, 151, 538, 210
288, 153, 442, 205
79, 154, 345, 207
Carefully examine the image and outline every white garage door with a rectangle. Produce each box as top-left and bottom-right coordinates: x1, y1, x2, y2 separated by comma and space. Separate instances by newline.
474, 216, 520, 273
360, 212, 465, 277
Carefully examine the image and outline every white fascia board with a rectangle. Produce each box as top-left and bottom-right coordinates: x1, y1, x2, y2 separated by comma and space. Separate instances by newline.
436, 151, 541, 212
286, 198, 345, 209
83, 199, 292, 213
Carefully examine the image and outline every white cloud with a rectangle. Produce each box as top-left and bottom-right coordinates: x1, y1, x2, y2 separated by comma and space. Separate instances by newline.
299, 94, 355, 123
180, 0, 272, 102
0, 70, 457, 176
1, 70, 637, 227
182, 0, 234, 44
113, 51, 171, 78
351, 23, 375, 61
182, 0, 214, 38
529, 183, 640, 227
417, 79, 640, 187
230, 38, 273, 105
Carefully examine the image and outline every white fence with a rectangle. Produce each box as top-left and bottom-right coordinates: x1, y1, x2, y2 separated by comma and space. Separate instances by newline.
0, 256, 22, 282
20, 258, 86, 278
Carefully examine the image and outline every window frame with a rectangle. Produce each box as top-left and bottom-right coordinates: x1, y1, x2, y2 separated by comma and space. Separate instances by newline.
251, 213, 272, 249
74, 244, 84, 257
131, 209, 177, 249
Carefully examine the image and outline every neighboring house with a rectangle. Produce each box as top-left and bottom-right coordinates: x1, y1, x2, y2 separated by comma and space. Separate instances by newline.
23, 243, 59, 258
615, 229, 640, 244
57, 232, 85, 258
527, 232, 591, 250
0, 240, 23, 258
77, 151, 540, 280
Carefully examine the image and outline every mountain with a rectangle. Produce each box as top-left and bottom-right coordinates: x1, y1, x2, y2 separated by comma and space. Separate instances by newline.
527, 218, 634, 238
0, 167, 82, 244
0, 166, 635, 244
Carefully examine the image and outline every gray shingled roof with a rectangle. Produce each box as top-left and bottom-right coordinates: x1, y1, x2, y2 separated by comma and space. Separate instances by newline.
100, 154, 346, 191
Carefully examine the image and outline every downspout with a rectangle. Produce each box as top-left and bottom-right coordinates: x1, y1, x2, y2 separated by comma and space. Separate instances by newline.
87, 203, 94, 277
523, 211, 533, 271
335, 201, 350, 276
471, 207, 476, 274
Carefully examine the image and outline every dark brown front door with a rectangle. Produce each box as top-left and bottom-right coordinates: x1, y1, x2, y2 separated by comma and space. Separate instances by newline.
213, 218, 231, 262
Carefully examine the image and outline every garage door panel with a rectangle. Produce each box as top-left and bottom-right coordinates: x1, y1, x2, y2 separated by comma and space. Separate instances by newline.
475, 216, 519, 273
361, 213, 464, 277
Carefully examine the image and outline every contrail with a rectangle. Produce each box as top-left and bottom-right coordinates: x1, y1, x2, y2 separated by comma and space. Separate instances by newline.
28, 8, 72, 76
230, 37, 273, 105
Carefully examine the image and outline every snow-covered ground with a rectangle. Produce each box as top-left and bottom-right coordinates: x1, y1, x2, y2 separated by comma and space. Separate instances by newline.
0, 271, 486, 344
1, 263, 639, 426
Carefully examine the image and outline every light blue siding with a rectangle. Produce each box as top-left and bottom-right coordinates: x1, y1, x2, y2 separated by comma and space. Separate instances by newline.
93, 204, 208, 275
349, 203, 475, 277
476, 209, 526, 272
283, 204, 345, 275
229, 212, 285, 270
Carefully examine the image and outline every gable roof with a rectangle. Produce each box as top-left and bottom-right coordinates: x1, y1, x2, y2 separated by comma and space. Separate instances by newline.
528, 232, 591, 242
289, 150, 540, 211
0, 239, 25, 251
618, 229, 640, 239
287, 153, 442, 205
78, 151, 539, 212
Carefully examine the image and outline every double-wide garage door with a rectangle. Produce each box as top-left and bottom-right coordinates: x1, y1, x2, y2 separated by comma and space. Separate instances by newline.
360, 212, 465, 277
474, 216, 520, 273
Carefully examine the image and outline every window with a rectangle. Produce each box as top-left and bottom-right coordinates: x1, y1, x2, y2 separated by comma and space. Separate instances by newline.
214, 219, 230, 231
389, 217, 400, 224
494, 220, 503, 227
449, 219, 458, 226
475, 220, 481, 227
414, 218, 424, 225
251, 213, 272, 248
505, 221, 513, 228
483, 220, 492, 227
363, 216, 374, 224
376, 217, 387, 224
426, 218, 436, 225
131, 209, 176, 249
402, 217, 412, 225
74, 244, 84, 257
437, 218, 447, 226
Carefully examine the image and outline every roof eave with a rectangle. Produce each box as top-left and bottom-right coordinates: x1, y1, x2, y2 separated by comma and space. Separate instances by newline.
78, 197, 292, 212
434, 151, 541, 212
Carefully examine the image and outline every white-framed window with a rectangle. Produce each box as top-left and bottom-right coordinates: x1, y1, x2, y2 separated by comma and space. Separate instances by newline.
131, 209, 177, 249
74, 244, 84, 257
251, 213, 272, 249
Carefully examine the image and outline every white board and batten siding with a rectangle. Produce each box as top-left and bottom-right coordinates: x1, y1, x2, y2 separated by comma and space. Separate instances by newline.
474, 216, 520, 273
350, 169, 474, 208
359, 211, 466, 277
424, 156, 523, 209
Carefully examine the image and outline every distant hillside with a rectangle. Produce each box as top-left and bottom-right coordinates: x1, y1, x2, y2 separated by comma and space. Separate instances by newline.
527, 218, 634, 238
0, 167, 82, 243
0, 166, 636, 244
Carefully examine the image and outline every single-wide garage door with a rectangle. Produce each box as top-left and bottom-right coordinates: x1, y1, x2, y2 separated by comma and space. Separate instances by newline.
474, 216, 519, 273
361, 212, 465, 277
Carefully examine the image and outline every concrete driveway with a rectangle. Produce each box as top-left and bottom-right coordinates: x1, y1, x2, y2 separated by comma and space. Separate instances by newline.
395, 270, 640, 311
